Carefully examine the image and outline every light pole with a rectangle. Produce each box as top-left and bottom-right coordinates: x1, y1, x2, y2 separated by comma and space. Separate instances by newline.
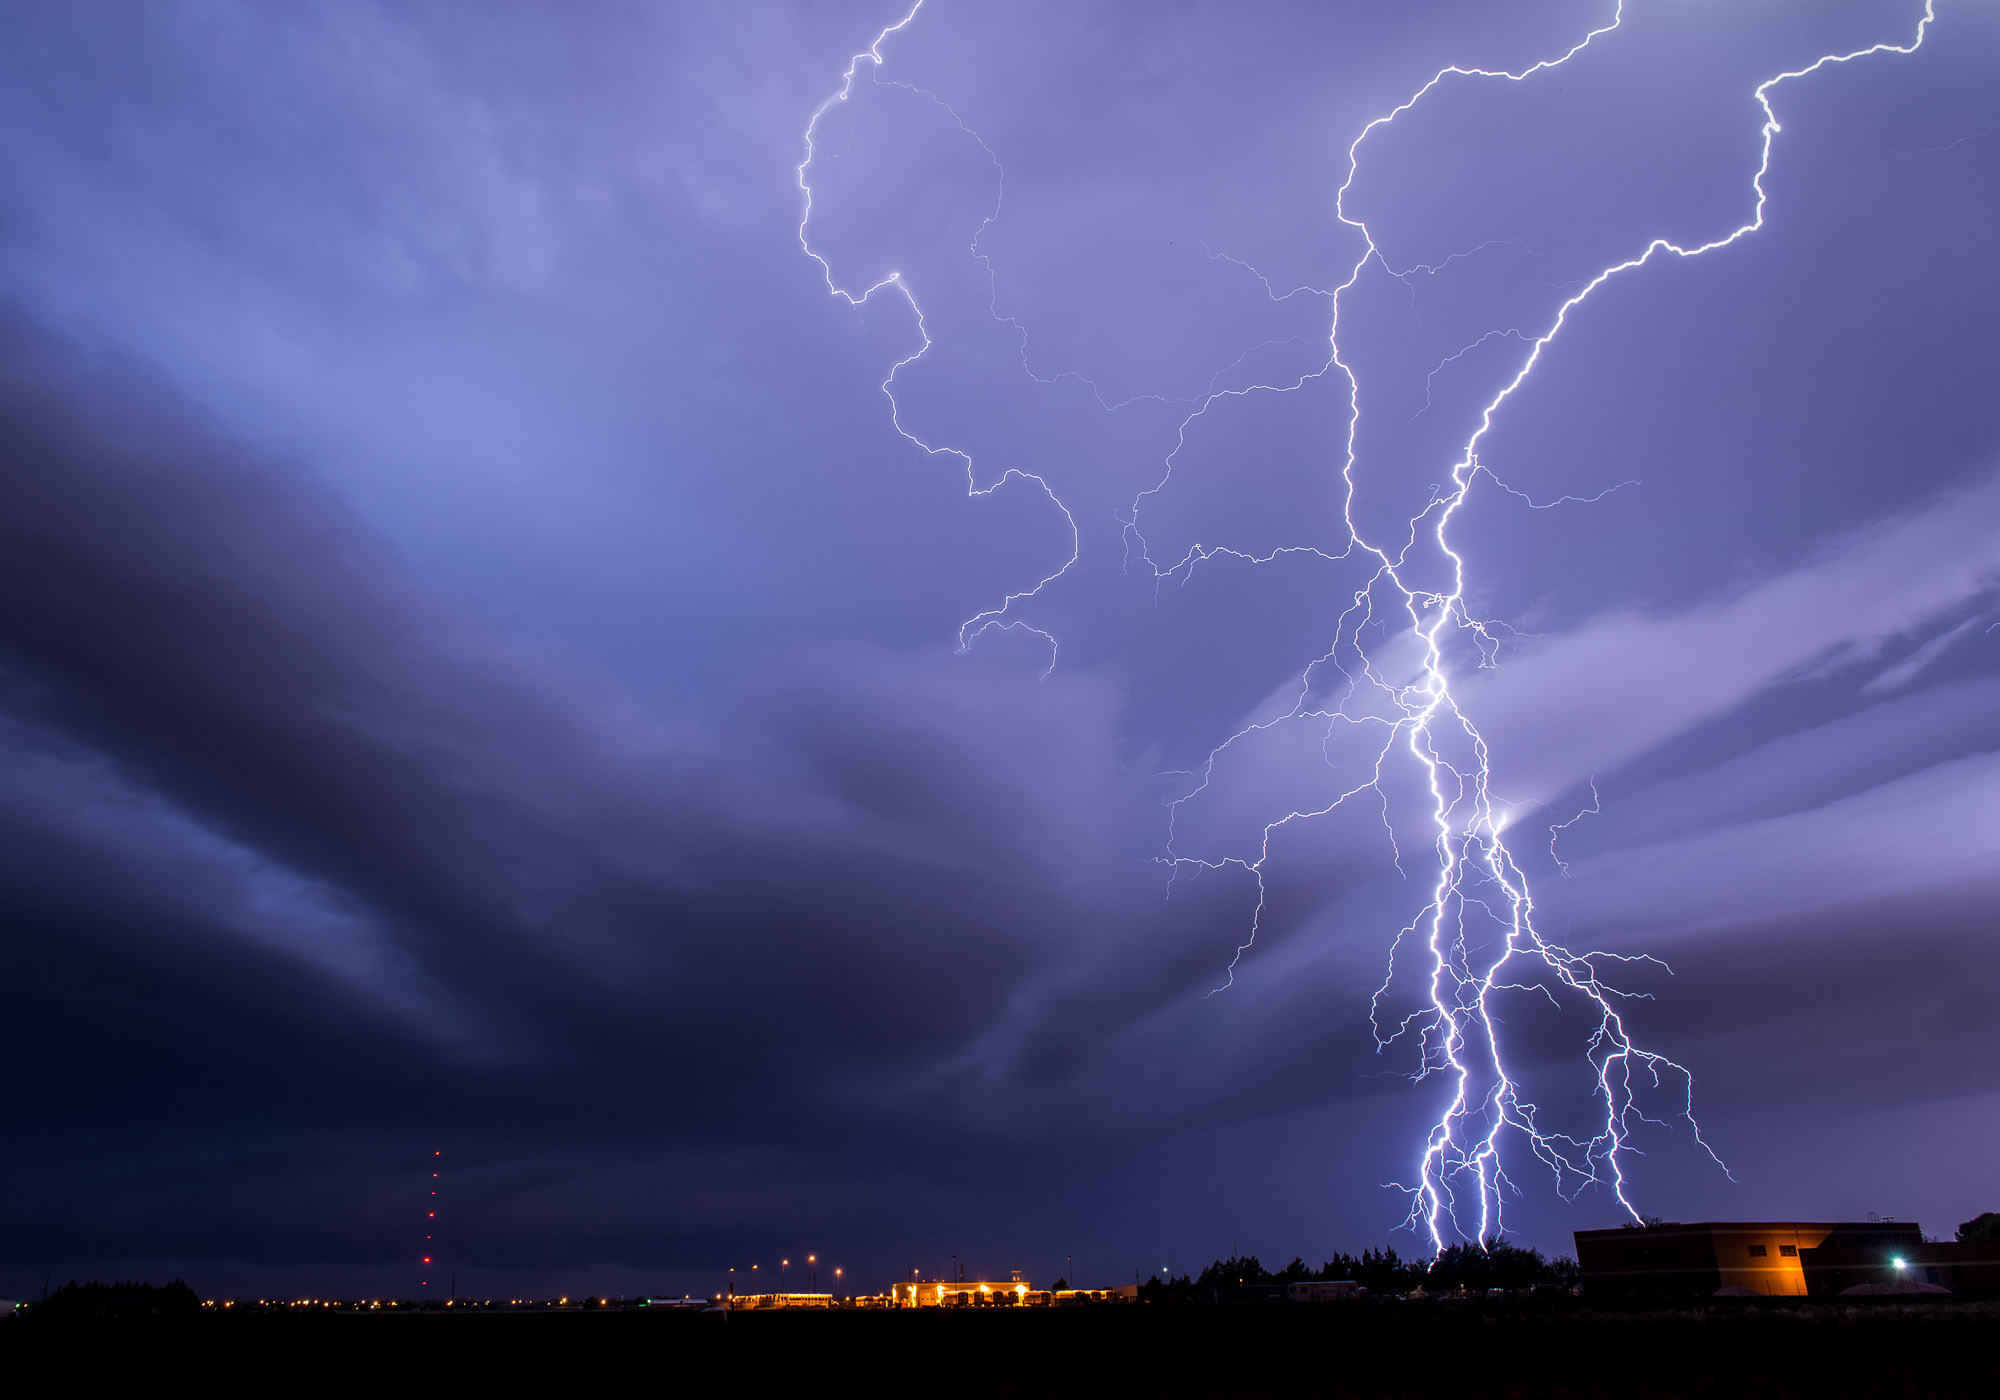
834, 1267, 842, 1302
808, 1254, 817, 1291
781, 1258, 789, 1295
727, 1267, 735, 1301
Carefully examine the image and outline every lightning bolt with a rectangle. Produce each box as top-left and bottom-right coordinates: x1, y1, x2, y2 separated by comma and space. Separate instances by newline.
799, 1, 1940, 1249
1548, 778, 1602, 880
796, 0, 1077, 675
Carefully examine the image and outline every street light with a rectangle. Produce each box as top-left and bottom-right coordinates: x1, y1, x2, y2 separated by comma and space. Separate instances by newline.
781, 1258, 790, 1294
808, 1254, 817, 1291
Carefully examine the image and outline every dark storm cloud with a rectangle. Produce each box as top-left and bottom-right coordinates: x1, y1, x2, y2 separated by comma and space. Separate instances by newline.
0, 309, 1125, 1069
0, 327, 1109, 1288
0, 314, 1248, 1211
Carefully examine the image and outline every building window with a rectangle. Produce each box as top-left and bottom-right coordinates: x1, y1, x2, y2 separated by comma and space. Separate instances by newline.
1747, 1245, 1768, 1257
1778, 1246, 1797, 1258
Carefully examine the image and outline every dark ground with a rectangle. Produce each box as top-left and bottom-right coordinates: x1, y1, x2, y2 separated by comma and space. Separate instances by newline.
5, 1299, 1998, 1398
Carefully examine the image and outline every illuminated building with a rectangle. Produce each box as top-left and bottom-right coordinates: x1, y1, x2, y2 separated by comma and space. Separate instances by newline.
725, 1292, 836, 1310
890, 1279, 1045, 1307
1574, 1221, 1922, 1297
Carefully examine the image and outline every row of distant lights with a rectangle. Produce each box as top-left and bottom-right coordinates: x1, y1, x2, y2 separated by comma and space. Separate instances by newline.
197, 1297, 675, 1308
195, 1260, 1920, 1308
187, 1292, 1093, 1309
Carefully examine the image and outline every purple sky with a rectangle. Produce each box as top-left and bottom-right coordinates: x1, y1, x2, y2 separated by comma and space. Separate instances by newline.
2, 0, 1997, 1299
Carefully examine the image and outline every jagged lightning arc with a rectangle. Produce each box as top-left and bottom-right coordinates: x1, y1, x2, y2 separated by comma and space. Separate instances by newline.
798, 1, 1939, 1248
795, 2, 1075, 675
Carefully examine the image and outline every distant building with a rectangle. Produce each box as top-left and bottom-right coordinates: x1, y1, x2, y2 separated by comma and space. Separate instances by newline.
1574, 1221, 1922, 1297
890, 1279, 1044, 1307
1801, 1238, 2000, 1297
1285, 1280, 1361, 1302
727, 1292, 835, 1310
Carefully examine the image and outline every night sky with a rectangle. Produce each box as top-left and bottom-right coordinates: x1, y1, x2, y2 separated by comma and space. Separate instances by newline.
3, 0, 1998, 1301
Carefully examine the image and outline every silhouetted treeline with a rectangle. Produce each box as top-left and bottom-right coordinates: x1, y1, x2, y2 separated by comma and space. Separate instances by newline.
1141, 1239, 1577, 1301
1958, 1212, 2000, 1243
1416, 1240, 1579, 1292
31, 1279, 202, 1320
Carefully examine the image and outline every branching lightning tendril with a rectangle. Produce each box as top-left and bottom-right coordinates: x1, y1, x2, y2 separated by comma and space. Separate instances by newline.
796, 8, 1076, 675
799, 0, 1938, 1248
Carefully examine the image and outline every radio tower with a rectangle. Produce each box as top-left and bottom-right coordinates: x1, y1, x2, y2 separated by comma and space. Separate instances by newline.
422, 1149, 440, 1294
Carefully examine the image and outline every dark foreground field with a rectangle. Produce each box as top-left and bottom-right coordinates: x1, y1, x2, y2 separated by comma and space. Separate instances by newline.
6, 1299, 1998, 1399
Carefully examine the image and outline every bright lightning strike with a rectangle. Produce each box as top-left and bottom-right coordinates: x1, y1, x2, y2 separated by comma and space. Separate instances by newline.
798, 1, 1940, 1250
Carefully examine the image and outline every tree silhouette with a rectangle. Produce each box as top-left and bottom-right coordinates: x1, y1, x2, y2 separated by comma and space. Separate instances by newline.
1318, 1246, 1417, 1293
33, 1279, 201, 1319
1195, 1254, 1272, 1288
1957, 1213, 2000, 1243
1420, 1238, 1562, 1293
1188, 1240, 1578, 1299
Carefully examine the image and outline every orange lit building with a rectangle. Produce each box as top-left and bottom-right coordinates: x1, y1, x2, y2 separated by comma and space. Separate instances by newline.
726, 1292, 835, 1310
890, 1279, 1046, 1307
1574, 1221, 1922, 1297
